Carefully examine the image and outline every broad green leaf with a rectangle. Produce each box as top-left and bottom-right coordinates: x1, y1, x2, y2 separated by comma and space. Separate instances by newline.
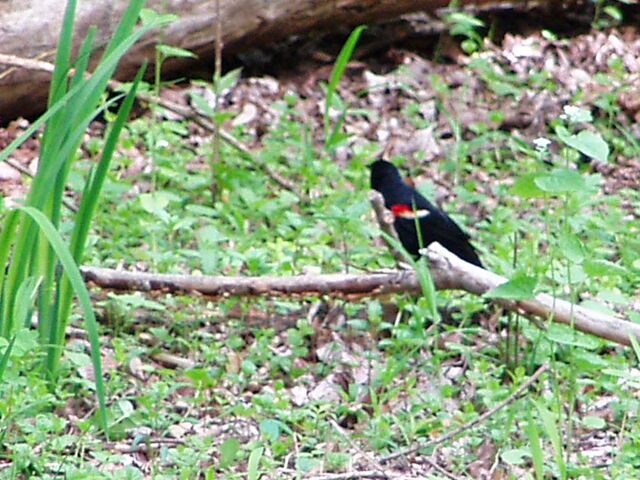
501, 448, 530, 465
215, 67, 242, 94
12, 328, 39, 356
197, 225, 227, 245
448, 12, 485, 28
582, 416, 606, 429
219, 437, 240, 469
545, 324, 600, 349
558, 231, 585, 263
534, 168, 585, 194
190, 91, 215, 117
260, 418, 281, 442
512, 173, 546, 198
562, 105, 592, 123
140, 8, 178, 25
556, 126, 609, 162
584, 259, 629, 277
485, 274, 536, 300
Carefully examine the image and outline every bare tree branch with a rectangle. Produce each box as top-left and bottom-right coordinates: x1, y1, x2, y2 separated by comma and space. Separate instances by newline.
81, 243, 640, 347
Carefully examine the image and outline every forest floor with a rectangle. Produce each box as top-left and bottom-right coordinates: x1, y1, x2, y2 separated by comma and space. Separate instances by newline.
1, 9, 640, 480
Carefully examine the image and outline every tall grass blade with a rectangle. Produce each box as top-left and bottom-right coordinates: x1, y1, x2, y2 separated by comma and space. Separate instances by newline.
324, 25, 365, 144
535, 400, 567, 480
53, 65, 146, 366
17, 206, 108, 433
526, 404, 545, 480
0, 336, 16, 382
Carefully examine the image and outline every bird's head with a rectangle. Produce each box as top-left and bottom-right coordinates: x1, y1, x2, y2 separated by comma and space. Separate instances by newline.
369, 159, 403, 191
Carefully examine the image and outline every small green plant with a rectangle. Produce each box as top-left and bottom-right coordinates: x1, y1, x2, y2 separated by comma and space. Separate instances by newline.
592, 0, 626, 29
444, 10, 486, 54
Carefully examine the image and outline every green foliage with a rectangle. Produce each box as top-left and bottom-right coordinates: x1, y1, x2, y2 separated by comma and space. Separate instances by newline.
0, 13, 639, 480
0, 0, 168, 432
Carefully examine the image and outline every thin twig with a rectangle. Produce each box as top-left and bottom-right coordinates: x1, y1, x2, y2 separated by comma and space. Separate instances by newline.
307, 471, 389, 480
328, 418, 392, 479
151, 352, 196, 369
379, 363, 550, 463
211, 0, 222, 200
423, 456, 463, 480
368, 190, 404, 265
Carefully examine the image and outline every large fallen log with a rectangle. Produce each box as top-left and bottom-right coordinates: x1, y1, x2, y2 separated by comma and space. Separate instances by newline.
81, 242, 640, 347
0, 0, 560, 120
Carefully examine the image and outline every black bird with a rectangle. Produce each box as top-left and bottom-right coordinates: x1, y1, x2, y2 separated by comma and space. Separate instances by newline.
370, 159, 483, 268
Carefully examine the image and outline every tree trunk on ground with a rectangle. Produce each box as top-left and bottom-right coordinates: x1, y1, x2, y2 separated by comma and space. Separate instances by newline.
1, 0, 547, 120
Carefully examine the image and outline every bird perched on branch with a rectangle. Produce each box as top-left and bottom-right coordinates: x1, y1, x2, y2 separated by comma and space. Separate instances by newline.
369, 159, 483, 268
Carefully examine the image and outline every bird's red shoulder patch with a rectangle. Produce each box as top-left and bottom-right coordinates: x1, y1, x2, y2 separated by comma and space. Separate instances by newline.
390, 204, 413, 216
390, 203, 431, 219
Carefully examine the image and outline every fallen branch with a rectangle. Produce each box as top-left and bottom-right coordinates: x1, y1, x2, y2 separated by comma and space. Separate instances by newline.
81, 265, 421, 298
81, 243, 640, 346
424, 243, 640, 347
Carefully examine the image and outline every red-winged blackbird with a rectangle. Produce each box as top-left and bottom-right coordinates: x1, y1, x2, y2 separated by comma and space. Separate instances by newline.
370, 159, 483, 268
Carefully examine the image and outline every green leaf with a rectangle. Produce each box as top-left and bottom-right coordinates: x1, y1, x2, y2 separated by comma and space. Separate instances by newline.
485, 274, 536, 300
12, 328, 39, 356
584, 259, 629, 277
545, 324, 600, 349
448, 12, 485, 28
556, 126, 609, 162
526, 407, 545, 480
219, 437, 240, 469
535, 401, 567, 480
247, 447, 264, 480
157, 44, 197, 59
0, 336, 16, 381
139, 8, 178, 26
582, 415, 606, 429
562, 105, 592, 124
215, 67, 242, 94
190, 91, 215, 117
197, 225, 227, 246
558, 231, 585, 263
260, 419, 281, 442
324, 25, 365, 142
501, 448, 530, 465
512, 173, 546, 198
12, 276, 41, 330
629, 333, 640, 363
534, 168, 586, 194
